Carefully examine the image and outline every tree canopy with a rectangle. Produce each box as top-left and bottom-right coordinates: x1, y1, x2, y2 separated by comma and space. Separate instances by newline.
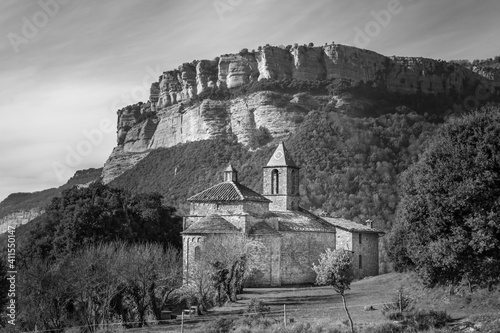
389, 106, 500, 287
22, 182, 182, 262
313, 248, 355, 333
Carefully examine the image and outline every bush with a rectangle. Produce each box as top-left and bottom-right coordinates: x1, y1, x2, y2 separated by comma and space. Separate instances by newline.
270, 320, 346, 333
405, 310, 450, 330
195, 317, 237, 333
249, 126, 273, 149
382, 287, 415, 320
246, 298, 270, 315
361, 322, 403, 333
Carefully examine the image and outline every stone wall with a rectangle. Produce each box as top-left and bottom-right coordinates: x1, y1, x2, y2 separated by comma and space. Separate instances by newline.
280, 231, 336, 285
245, 235, 281, 287
336, 229, 379, 279
182, 234, 204, 283
336, 228, 353, 252
189, 201, 269, 219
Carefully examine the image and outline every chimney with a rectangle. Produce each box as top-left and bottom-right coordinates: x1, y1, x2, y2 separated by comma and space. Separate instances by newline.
365, 219, 373, 228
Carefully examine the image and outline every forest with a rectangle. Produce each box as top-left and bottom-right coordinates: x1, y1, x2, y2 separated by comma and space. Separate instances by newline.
111, 109, 437, 230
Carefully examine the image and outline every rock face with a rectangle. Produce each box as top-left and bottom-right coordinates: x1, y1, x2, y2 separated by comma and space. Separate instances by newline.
0, 208, 43, 234
102, 146, 150, 183
103, 42, 498, 183
472, 66, 500, 83
123, 118, 158, 152
118, 91, 314, 154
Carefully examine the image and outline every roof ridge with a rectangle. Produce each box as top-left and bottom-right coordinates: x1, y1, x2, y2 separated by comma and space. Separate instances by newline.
188, 180, 270, 203
231, 181, 245, 200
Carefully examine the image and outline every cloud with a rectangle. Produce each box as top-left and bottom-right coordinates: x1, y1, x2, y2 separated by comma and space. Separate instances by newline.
1, 0, 499, 202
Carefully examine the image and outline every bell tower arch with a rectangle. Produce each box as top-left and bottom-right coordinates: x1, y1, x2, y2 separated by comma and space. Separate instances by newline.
262, 142, 300, 211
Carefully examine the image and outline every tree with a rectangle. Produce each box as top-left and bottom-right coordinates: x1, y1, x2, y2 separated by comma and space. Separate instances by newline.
389, 106, 500, 287
16, 242, 182, 332
23, 182, 182, 262
0, 260, 12, 327
115, 243, 182, 326
312, 248, 354, 333
17, 259, 73, 332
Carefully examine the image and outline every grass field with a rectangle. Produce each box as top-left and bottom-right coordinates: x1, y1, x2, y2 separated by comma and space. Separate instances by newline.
132, 272, 499, 332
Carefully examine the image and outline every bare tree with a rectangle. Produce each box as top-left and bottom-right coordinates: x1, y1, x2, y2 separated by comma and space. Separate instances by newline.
115, 242, 182, 326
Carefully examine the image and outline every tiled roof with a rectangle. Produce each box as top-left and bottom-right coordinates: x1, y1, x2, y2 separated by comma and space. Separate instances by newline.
248, 222, 280, 236
265, 141, 298, 168
263, 208, 336, 233
187, 181, 271, 203
322, 217, 385, 234
182, 214, 239, 234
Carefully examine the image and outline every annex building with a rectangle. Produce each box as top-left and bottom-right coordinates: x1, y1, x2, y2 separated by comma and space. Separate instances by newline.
182, 142, 383, 286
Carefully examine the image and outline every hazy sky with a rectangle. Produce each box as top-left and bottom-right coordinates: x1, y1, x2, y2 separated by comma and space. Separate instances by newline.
1, 0, 499, 202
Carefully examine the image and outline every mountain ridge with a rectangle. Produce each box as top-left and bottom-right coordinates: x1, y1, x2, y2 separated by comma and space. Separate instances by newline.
2, 42, 500, 234
104, 42, 500, 184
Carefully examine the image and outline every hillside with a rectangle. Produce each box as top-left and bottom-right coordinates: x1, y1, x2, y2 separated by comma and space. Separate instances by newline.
111, 110, 436, 229
4, 42, 500, 239
0, 168, 102, 233
103, 43, 500, 184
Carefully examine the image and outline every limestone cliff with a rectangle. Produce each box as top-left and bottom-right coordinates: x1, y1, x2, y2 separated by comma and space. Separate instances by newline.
0, 208, 43, 234
101, 146, 150, 184
103, 42, 499, 183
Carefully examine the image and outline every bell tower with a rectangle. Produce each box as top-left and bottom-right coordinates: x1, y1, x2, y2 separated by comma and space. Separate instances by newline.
263, 142, 300, 211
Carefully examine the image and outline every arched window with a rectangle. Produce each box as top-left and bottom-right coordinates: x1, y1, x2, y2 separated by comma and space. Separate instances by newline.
271, 169, 279, 194
291, 169, 297, 194
194, 246, 201, 261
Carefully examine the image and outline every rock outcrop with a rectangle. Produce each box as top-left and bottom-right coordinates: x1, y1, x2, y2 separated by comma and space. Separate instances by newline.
0, 208, 43, 234
102, 146, 150, 183
102, 42, 499, 183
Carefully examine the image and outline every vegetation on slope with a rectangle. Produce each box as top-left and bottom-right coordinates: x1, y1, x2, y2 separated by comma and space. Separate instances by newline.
16, 182, 182, 262
389, 105, 500, 288
0, 167, 103, 219
111, 110, 436, 229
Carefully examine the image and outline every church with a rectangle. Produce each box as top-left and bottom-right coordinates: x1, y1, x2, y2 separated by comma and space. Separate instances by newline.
182, 142, 382, 286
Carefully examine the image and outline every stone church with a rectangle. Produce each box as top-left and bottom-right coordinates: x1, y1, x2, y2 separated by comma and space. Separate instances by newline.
182, 142, 382, 286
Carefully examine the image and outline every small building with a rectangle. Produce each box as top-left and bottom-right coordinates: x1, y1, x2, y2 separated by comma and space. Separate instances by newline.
323, 217, 385, 279
182, 142, 383, 286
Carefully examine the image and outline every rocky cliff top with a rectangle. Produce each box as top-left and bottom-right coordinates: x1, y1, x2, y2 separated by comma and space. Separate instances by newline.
103, 42, 500, 184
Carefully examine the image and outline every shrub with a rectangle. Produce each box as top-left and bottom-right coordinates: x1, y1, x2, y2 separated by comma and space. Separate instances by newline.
291, 115, 304, 124
361, 322, 402, 333
195, 317, 237, 333
246, 298, 270, 315
405, 310, 450, 330
382, 287, 415, 320
249, 126, 273, 149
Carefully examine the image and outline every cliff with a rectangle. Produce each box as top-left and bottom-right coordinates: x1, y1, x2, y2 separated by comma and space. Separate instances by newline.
0, 208, 43, 234
103, 43, 499, 183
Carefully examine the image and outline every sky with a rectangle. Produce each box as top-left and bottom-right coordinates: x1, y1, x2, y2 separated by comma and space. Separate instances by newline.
0, 0, 499, 203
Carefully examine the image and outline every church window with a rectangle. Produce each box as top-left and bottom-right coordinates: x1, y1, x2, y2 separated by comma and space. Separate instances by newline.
291, 169, 298, 194
359, 255, 362, 269
194, 246, 201, 261
359, 233, 362, 244
271, 169, 279, 194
